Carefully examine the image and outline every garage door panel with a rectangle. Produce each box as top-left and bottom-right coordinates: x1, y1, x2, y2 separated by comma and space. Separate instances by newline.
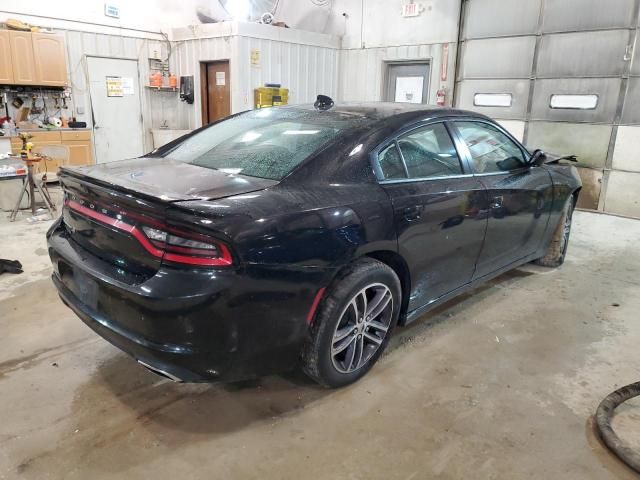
537, 30, 629, 78
460, 37, 535, 79
463, 0, 541, 39
530, 78, 621, 123
456, 79, 530, 119
612, 126, 640, 172
604, 170, 640, 217
575, 167, 603, 210
621, 77, 640, 124
526, 121, 612, 168
542, 0, 636, 32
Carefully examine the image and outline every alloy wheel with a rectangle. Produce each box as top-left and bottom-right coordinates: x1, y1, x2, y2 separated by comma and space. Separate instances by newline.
331, 283, 394, 374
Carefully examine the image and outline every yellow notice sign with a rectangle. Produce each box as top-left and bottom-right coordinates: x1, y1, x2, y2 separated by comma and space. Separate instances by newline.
106, 76, 123, 97
251, 50, 260, 68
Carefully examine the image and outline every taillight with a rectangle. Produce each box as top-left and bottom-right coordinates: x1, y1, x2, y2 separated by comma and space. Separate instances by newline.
141, 226, 232, 266
65, 199, 232, 267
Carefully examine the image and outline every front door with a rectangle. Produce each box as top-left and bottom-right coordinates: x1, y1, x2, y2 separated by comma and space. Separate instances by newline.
87, 57, 145, 163
450, 120, 553, 279
376, 121, 487, 311
201, 60, 231, 125
385, 62, 430, 104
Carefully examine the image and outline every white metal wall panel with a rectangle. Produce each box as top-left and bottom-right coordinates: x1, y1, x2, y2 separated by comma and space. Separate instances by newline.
604, 171, 640, 216
463, 0, 541, 39
496, 120, 526, 141
338, 43, 455, 104
527, 121, 612, 168
530, 78, 622, 123
234, 36, 338, 112
171, 35, 338, 129
621, 77, 640, 124
542, 0, 636, 32
171, 36, 233, 130
456, 79, 530, 119
64, 30, 154, 152
536, 30, 629, 78
362, 0, 460, 47
633, 32, 640, 76
459, 37, 536, 79
612, 126, 640, 172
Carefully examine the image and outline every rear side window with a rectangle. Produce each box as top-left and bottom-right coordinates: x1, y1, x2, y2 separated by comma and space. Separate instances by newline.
397, 123, 462, 178
453, 121, 526, 173
160, 109, 365, 180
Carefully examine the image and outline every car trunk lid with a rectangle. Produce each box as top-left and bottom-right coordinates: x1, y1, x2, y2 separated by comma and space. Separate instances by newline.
59, 159, 272, 279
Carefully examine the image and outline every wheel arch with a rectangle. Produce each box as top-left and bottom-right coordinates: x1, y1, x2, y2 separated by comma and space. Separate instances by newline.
363, 250, 411, 325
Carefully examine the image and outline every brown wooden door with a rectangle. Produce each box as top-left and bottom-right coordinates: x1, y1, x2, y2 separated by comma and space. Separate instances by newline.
0, 31, 14, 84
32, 33, 67, 87
9, 31, 37, 85
203, 61, 230, 124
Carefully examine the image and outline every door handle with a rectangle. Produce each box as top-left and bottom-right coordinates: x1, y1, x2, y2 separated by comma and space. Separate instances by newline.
401, 206, 421, 222
490, 195, 503, 209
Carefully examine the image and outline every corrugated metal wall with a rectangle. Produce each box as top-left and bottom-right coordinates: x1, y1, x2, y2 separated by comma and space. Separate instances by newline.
63, 30, 157, 151
455, 0, 640, 217
337, 43, 457, 104
170, 35, 338, 130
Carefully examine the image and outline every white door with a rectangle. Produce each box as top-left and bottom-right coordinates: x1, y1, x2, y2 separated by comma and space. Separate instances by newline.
87, 57, 145, 163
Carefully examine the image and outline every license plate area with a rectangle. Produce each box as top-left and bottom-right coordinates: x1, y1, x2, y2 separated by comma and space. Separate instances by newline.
59, 261, 99, 310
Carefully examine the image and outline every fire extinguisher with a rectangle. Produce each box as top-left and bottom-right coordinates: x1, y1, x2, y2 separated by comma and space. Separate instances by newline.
436, 86, 447, 107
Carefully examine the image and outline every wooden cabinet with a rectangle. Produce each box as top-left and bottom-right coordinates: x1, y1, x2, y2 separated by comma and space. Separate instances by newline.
32, 33, 67, 86
10, 130, 94, 174
8, 31, 37, 85
0, 31, 14, 84
67, 142, 93, 166
2, 31, 67, 86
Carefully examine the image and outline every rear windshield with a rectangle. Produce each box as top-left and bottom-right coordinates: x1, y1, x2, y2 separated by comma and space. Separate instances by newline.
160, 108, 366, 180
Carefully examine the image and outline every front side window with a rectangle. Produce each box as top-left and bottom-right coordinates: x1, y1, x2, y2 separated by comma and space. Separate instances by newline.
159, 109, 366, 180
378, 143, 407, 179
453, 121, 526, 173
397, 123, 463, 178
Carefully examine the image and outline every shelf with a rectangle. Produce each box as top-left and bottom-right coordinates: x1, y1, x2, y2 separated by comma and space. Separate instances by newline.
144, 85, 178, 92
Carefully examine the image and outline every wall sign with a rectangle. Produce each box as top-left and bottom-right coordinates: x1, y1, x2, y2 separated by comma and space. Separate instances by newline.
104, 3, 120, 18
216, 71, 226, 86
106, 76, 123, 97
251, 50, 261, 68
401, 3, 420, 16
401, 2, 427, 17
395, 76, 424, 104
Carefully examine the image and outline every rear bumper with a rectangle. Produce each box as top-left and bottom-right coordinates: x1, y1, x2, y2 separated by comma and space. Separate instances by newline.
47, 218, 335, 382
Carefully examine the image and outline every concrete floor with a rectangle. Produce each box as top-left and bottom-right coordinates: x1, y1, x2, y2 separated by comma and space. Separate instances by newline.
1, 208, 639, 479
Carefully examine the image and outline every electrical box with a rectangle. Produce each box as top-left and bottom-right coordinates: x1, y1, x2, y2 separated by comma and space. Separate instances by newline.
148, 42, 164, 60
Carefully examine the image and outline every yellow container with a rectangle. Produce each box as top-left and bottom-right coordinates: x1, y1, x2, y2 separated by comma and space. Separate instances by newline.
254, 86, 289, 108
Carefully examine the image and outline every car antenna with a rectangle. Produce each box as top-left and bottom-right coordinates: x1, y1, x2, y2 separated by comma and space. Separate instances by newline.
314, 95, 334, 111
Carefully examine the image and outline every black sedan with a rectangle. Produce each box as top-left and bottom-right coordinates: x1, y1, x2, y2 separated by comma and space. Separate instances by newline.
47, 100, 581, 387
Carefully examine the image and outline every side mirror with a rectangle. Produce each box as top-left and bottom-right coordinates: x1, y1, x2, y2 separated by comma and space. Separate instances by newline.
530, 149, 547, 167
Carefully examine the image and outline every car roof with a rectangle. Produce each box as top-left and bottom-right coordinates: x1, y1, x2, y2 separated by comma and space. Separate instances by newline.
279, 101, 490, 124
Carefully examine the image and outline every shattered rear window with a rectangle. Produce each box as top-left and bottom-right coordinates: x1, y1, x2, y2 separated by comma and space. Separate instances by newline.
161, 108, 366, 180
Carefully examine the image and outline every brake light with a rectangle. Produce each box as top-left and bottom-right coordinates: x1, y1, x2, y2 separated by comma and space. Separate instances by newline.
65, 199, 232, 267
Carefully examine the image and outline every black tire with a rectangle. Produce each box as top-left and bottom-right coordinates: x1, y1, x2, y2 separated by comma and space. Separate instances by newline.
535, 196, 575, 268
302, 258, 401, 388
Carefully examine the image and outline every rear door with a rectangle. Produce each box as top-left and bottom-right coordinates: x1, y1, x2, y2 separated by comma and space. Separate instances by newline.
374, 121, 487, 311
450, 120, 553, 279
